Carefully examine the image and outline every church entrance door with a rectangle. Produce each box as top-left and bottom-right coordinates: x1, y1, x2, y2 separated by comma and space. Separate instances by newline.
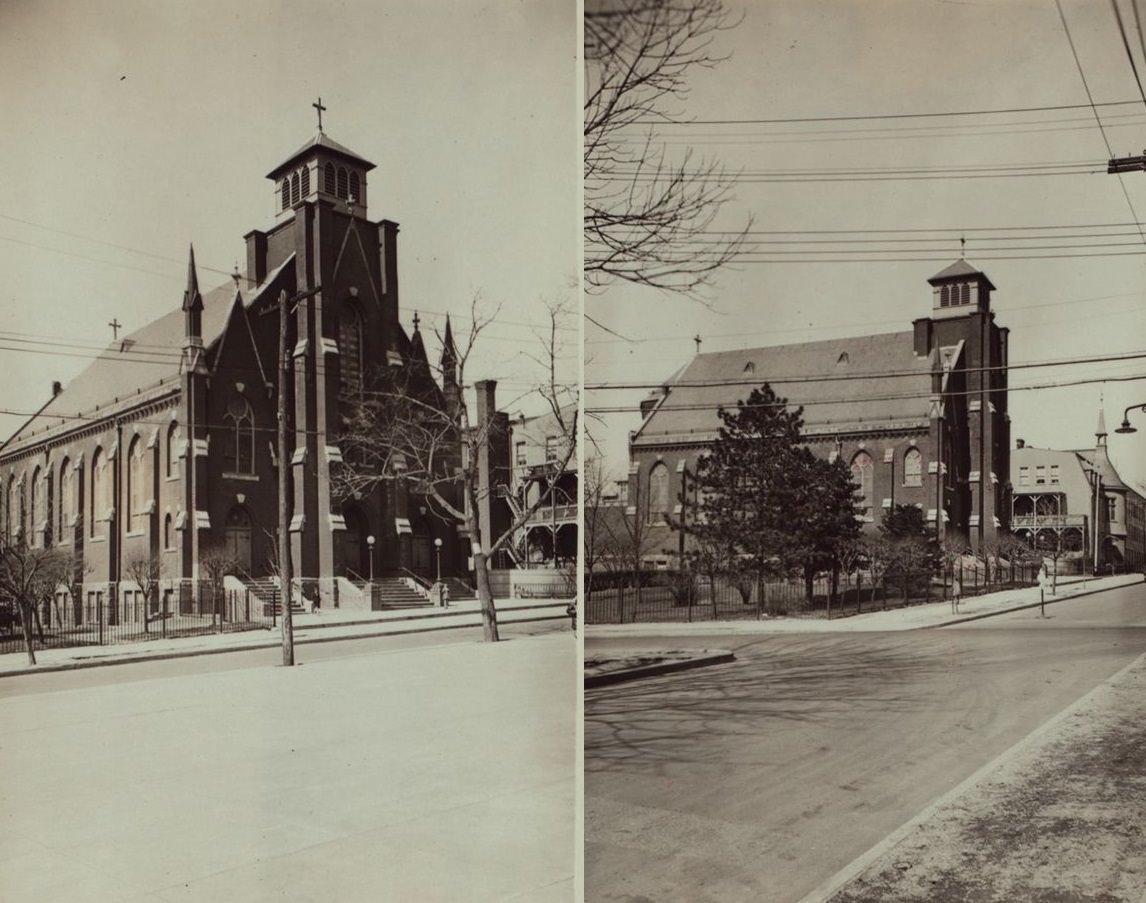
412, 520, 432, 576
343, 507, 368, 578
224, 507, 252, 575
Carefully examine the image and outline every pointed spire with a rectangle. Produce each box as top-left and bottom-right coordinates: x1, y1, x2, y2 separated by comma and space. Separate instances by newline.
441, 314, 458, 387
1096, 406, 1108, 445
183, 245, 203, 312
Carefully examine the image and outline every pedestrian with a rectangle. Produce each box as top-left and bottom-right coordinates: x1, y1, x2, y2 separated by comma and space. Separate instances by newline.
950, 571, 962, 614
566, 600, 577, 635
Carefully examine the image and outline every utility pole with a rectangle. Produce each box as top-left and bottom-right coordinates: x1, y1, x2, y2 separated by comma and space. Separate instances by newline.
276, 285, 320, 667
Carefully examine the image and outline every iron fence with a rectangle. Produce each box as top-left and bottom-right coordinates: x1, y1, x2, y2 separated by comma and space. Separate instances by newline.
0, 580, 280, 656
585, 562, 1041, 625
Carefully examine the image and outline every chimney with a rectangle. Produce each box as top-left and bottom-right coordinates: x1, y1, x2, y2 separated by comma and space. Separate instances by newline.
244, 229, 268, 285
378, 219, 400, 305
913, 318, 932, 357
1016, 438, 1025, 449
51, 381, 62, 397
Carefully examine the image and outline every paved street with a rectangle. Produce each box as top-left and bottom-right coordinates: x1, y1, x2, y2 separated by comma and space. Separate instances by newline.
585, 582, 1146, 903
0, 630, 576, 902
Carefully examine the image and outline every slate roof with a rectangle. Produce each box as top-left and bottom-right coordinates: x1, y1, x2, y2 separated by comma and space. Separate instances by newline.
928, 258, 996, 290
1, 256, 294, 454
267, 132, 376, 179
632, 331, 936, 448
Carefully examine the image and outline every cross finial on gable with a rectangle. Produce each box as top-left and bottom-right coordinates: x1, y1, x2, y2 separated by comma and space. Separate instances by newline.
313, 96, 327, 132
693, 334, 701, 354
109, 318, 122, 340
413, 310, 421, 331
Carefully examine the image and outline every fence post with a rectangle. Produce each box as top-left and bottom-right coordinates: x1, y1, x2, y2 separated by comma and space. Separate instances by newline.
98, 592, 104, 646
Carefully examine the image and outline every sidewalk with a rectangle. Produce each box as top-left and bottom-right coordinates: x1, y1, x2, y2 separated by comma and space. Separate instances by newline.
0, 596, 572, 678
0, 630, 575, 902
587, 573, 1143, 638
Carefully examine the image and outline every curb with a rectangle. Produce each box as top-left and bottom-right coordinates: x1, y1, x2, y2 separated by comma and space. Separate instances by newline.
926, 580, 1138, 629
796, 650, 1146, 903
0, 609, 569, 679
584, 650, 735, 688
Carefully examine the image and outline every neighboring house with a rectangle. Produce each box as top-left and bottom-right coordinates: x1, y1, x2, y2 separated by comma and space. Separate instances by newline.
628, 260, 1012, 565
1010, 413, 1145, 572
0, 127, 468, 620
508, 403, 578, 568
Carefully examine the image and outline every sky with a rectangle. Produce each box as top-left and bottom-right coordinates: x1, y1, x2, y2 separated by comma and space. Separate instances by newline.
0, 0, 578, 443
585, 0, 1146, 494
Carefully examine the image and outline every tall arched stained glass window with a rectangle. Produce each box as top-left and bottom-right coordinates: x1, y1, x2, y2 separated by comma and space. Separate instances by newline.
851, 451, 874, 520
903, 448, 923, 487
647, 463, 669, 524
339, 303, 364, 397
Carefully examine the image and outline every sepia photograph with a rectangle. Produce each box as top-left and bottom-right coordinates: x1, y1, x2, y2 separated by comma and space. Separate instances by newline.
584, 1, 1146, 901
0, 2, 577, 901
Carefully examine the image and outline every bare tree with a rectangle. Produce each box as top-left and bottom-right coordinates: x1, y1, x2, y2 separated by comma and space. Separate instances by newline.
0, 537, 72, 665
585, 0, 749, 297
334, 300, 578, 643
583, 456, 617, 598
200, 546, 238, 631
123, 554, 162, 635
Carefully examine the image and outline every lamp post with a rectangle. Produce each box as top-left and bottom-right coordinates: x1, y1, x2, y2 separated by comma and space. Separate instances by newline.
1114, 403, 1146, 434
366, 534, 375, 582
434, 537, 442, 584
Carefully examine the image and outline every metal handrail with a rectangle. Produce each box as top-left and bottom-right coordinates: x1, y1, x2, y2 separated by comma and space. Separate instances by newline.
399, 567, 433, 590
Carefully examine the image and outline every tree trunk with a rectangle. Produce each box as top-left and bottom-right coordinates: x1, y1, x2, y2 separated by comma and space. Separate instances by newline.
463, 480, 499, 643
19, 602, 36, 666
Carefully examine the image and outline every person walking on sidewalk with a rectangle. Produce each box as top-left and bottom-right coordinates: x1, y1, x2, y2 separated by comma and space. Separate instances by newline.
950, 571, 962, 615
1038, 563, 1051, 616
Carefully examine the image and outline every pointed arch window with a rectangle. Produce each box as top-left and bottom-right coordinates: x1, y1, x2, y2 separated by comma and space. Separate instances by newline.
299, 165, 310, 198
349, 171, 360, 201
224, 396, 256, 474
166, 421, 181, 479
337, 167, 349, 199
59, 458, 72, 542
940, 286, 951, 308
851, 451, 874, 520
339, 303, 364, 397
164, 513, 174, 551
647, 463, 670, 524
281, 179, 291, 211
903, 448, 923, 487
127, 435, 149, 530
91, 448, 108, 538
4, 475, 16, 542
290, 172, 301, 206
29, 467, 40, 546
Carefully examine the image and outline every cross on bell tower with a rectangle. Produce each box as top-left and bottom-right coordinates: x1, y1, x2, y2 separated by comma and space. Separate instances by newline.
312, 97, 327, 132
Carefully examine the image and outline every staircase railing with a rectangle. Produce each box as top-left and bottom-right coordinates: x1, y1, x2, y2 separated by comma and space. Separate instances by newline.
399, 568, 433, 591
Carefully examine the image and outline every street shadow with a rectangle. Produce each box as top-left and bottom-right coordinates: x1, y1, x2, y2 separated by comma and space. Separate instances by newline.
585, 635, 951, 772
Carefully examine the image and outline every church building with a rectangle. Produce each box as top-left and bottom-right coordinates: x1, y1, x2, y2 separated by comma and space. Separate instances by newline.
629, 260, 1012, 565
0, 126, 468, 617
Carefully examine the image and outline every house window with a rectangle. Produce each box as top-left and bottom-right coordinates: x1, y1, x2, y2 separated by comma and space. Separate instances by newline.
1108, 498, 1118, 522
851, 451, 874, 520
903, 448, 922, 487
324, 162, 336, 194
544, 436, 560, 464
515, 441, 527, 468
1019, 466, 1030, 487
647, 463, 669, 524
339, 303, 364, 397
1035, 465, 1046, 485
1050, 464, 1060, 485
224, 397, 255, 474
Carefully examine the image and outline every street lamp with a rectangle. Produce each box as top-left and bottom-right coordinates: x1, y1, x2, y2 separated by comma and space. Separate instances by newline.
1115, 403, 1146, 434
434, 537, 443, 584
366, 535, 375, 582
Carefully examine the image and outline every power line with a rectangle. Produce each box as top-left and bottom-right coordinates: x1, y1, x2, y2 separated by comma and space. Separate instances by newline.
637, 100, 1142, 126
1110, 0, 1146, 109
585, 350, 1146, 392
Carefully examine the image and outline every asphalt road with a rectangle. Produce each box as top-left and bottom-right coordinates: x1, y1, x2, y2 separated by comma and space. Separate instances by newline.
0, 618, 568, 698
585, 582, 1146, 903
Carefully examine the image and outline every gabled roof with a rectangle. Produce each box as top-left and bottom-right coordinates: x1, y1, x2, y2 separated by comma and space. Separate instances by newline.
2, 255, 295, 454
267, 132, 376, 179
632, 331, 934, 448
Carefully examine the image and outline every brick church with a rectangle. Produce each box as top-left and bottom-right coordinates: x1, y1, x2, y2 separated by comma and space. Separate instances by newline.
0, 126, 468, 614
629, 260, 1012, 565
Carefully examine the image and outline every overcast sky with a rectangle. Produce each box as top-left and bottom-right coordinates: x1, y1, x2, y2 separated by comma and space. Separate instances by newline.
586, 0, 1146, 493
0, 0, 577, 443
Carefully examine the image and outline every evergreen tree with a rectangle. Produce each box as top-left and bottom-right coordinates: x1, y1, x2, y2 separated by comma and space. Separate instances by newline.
682, 384, 860, 601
